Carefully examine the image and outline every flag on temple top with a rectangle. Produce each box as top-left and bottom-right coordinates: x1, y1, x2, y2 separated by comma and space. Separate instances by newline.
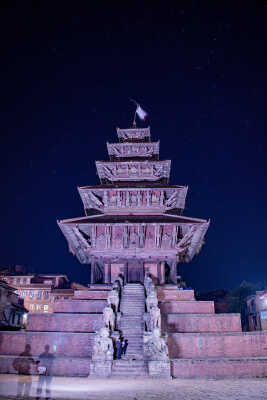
136, 104, 148, 120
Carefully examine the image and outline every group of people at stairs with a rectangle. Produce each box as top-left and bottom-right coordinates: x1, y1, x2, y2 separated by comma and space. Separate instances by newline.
114, 337, 128, 359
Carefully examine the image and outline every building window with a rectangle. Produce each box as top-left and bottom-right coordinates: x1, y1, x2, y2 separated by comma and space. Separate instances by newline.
23, 278, 27, 284
37, 291, 42, 299
44, 305, 48, 312
16, 278, 20, 285
36, 304, 42, 311
29, 304, 34, 311
21, 291, 27, 297
9, 278, 14, 284
44, 291, 49, 300
29, 291, 34, 299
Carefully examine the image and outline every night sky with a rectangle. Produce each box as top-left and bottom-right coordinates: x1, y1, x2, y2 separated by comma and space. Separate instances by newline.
1, 2, 267, 292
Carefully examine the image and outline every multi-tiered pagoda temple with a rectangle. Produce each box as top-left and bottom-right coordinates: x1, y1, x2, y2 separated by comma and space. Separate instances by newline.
58, 126, 209, 285
2, 124, 267, 381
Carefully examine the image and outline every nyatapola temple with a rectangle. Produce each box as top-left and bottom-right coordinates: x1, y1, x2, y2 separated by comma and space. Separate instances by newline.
1, 124, 267, 378
58, 125, 209, 286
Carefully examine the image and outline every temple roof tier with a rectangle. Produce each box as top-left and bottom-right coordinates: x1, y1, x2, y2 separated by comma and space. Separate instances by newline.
107, 141, 160, 160
57, 216, 209, 264
78, 186, 188, 214
116, 127, 151, 142
95, 160, 171, 184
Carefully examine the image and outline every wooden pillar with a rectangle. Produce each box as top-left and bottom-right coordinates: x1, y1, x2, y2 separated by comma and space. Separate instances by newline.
170, 261, 177, 284
157, 261, 161, 285
90, 260, 95, 284
108, 263, 111, 284
104, 262, 112, 284
123, 263, 128, 284
161, 261, 166, 284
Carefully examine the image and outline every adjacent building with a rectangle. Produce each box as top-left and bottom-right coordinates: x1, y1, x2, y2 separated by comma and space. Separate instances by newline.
0, 280, 27, 330
246, 291, 267, 331
0, 267, 73, 313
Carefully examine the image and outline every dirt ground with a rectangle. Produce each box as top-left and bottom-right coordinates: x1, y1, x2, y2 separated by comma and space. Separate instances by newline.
1, 374, 267, 400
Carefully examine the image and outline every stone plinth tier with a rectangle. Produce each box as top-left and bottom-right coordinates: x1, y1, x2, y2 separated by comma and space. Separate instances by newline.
0, 331, 94, 357
73, 290, 109, 299
54, 299, 107, 313
0, 355, 91, 377
167, 331, 267, 359
162, 313, 242, 333
171, 357, 267, 378
159, 300, 215, 314
157, 288, 196, 301
2, 354, 267, 378
26, 313, 103, 332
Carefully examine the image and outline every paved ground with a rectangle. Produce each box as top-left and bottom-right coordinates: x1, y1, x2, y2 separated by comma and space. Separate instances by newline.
1, 374, 267, 400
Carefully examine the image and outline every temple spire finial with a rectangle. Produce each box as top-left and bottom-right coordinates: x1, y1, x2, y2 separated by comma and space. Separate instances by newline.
133, 114, 137, 128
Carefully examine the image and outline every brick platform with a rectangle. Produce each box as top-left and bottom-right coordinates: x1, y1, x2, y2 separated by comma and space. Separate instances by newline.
73, 290, 109, 300
0, 331, 95, 357
0, 355, 90, 377
26, 313, 102, 332
168, 331, 267, 358
162, 313, 241, 333
53, 299, 106, 313
159, 300, 214, 314
157, 288, 195, 301
171, 357, 267, 378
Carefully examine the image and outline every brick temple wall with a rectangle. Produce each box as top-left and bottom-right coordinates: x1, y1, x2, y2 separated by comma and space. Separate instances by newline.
157, 288, 195, 301
171, 357, 267, 378
53, 299, 106, 313
0, 355, 90, 377
73, 290, 109, 300
0, 331, 95, 357
159, 300, 214, 314
168, 331, 267, 358
162, 313, 241, 333
26, 313, 102, 332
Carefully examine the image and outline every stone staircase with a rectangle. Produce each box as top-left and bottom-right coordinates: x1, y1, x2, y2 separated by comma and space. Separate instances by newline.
112, 283, 148, 377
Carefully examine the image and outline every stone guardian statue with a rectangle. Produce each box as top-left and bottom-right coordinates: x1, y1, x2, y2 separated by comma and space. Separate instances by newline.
92, 327, 114, 361
147, 328, 169, 360
103, 305, 115, 331
107, 288, 120, 313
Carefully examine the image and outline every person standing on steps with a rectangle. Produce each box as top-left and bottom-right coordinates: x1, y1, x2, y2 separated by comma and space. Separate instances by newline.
121, 339, 128, 357
115, 338, 122, 360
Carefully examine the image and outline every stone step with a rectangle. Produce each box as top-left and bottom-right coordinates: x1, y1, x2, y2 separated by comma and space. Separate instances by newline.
112, 360, 148, 376
122, 300, 144, 302
121, 312, 144, 315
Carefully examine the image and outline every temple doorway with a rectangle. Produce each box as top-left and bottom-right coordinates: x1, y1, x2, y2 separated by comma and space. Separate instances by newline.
127, 261, 144, 283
